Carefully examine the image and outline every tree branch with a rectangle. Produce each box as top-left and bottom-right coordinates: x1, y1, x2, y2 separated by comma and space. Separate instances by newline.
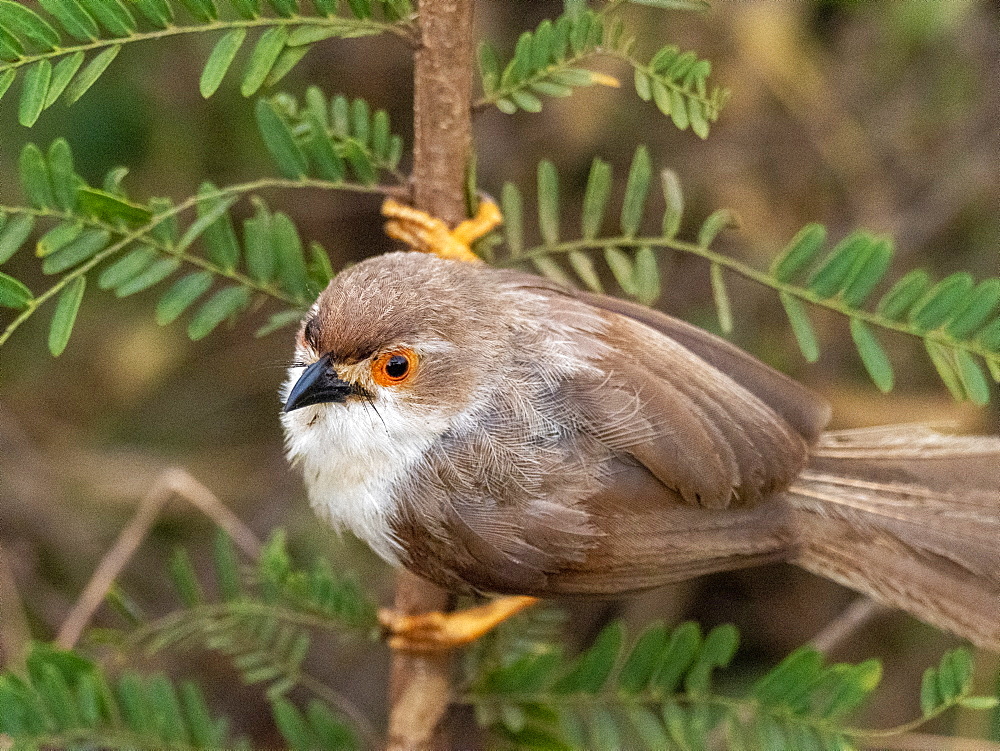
387, 1, 474, 748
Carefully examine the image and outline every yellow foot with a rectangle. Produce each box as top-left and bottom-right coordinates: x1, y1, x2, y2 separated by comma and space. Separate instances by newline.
381, 198, 502, 264
379, 595, 539, 653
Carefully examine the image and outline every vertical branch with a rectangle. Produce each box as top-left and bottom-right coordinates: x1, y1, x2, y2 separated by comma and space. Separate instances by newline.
387, 0, 474, 748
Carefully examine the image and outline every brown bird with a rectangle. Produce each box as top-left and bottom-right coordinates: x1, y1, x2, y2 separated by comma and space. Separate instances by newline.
281, 201, 1000, 650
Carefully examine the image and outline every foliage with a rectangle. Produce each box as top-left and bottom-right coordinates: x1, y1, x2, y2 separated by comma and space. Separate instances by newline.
466, 618, 997, 750
0, 0, 414, 125
476, 5, 729, 137
498, 147, 1000, 403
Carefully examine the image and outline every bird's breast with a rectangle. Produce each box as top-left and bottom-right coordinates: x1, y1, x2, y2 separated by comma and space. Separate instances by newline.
281, 399, 442, 565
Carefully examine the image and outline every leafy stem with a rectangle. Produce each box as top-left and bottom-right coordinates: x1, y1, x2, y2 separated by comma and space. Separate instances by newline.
0, 176, 403, 348
0, 15, 413, 77
503, 236, 1000, 367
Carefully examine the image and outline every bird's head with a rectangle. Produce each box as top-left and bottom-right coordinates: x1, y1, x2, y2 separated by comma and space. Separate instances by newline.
281, 252, 507, 445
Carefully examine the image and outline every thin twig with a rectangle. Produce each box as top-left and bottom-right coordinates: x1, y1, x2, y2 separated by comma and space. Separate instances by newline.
809, 597, 889, 655
56, 468, 262, 649
0, 541, 32, 672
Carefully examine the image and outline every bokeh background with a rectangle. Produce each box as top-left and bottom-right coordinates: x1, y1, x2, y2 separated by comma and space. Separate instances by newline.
1, 0, 999, 743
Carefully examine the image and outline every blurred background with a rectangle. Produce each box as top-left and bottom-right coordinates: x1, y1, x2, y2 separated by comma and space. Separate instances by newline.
1, 0, 999, 743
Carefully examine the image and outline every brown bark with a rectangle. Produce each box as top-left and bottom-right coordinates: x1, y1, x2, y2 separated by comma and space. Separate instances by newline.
387, 1, 474, 748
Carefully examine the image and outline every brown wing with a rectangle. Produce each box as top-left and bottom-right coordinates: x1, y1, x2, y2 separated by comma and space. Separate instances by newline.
501, 271, 829, 508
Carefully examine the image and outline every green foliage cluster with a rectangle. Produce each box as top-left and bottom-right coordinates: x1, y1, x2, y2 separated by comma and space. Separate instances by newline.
477, 5, 728, 137
499, 147, 1000, 403
3, 532, 996, 749
467, 618, 997, 750
0, 0, 414, 125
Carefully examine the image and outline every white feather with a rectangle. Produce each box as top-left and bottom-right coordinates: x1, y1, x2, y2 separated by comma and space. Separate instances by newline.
280, 364, 447, 565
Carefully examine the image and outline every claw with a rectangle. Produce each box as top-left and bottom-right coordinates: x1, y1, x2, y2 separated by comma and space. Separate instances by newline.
379, 595, 539, 653
381, 198, 502, 264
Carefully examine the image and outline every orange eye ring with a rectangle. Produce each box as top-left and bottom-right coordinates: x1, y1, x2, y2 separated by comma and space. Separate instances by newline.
371, 348, 418, 387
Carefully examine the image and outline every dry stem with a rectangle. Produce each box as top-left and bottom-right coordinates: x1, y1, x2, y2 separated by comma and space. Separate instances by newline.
56, 467, 262, 649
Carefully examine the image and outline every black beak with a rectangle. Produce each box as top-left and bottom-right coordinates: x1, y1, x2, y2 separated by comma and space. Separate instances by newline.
283, 355, 352, 412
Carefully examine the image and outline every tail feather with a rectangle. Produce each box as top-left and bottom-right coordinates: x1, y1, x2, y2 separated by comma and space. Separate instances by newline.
788, 427, 1000, 649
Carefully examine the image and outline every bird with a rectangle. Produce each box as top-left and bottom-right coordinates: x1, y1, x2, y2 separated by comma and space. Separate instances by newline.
281, 199, 1000, 652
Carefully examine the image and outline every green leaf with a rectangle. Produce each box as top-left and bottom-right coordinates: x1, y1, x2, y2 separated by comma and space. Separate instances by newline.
48, 275, 85, 356
265, 45, 309, 88
47, 138, 80, 211
303, 114, 345, 181
581, 158, 611, 241
38, 0, 98, 42
228, 0, 260, 19
65, 45, 120, 104
553, 621, 623, 694
771, 223, 827, 282
684, 623, 738, 694
201, 28, 246, 98
511, 89, 543, 112
256, 308, 303, 337
268, 0, 298, 18
532, 256, 573, 287
132, 0, 172, 28
242, 26, 288, 97
42, 228, 110, 274
0, 70, 15, 102
114, 257, 178, 297
877, 269, 931, 320
188, 286, 250, 340
850, 319, 893, 393
177, 194, 238, 253
808, 231, 873, 298
197, 183, 241, 271
604, 246, 637, 297
37, 221, 83, 257
818, 659, 882, 719
97, 245, 156, 289
955, 350, 990, 406
780, 292, 819, 362
660, 168, 683, 239
841, 237, 893, 307
567, 250, 602, 293
697, 208, 734, 247
920, 667, 940, 716
0, 1, 61, 50
45, 51, 86, 108
909, 272, 975, 331
976, 317, 1000, 352
272, 212, 309, 300
0, 214, 36, 264
256, 98, 308, 178
620, 146, 651, 238
537, 160, 559, 245
77, 187, 152, 226
156, 271, 214, 325
244, 199, 276, 284
273, 698, 315, 751
178, 0, 217, 22
947, 279, 1000, 339
633, 246, 660, 305
668, 88, 688, 130
502, 182, 524, 257
619, 622, 668, 694
0, 271, 33, 309
19, 143, 55, 209
342, 140, 375, 184
634, 69, 652, 101
751, 647, 823, 706
82, 0, 136, 35
710, 263, 732, 333
653, 622, 701, 692
19, 61, 52, 127
957, 696, 999, 711
925, 341, 965, 402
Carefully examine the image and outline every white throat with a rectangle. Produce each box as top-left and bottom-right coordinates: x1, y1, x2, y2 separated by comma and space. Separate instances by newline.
280, 366, 441, 564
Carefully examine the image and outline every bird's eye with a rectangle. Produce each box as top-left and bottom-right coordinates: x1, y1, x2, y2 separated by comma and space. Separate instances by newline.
371, 348, 417, 386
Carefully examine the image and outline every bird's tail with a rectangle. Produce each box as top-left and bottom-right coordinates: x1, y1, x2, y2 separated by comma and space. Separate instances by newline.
786, 425, 1000, 649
